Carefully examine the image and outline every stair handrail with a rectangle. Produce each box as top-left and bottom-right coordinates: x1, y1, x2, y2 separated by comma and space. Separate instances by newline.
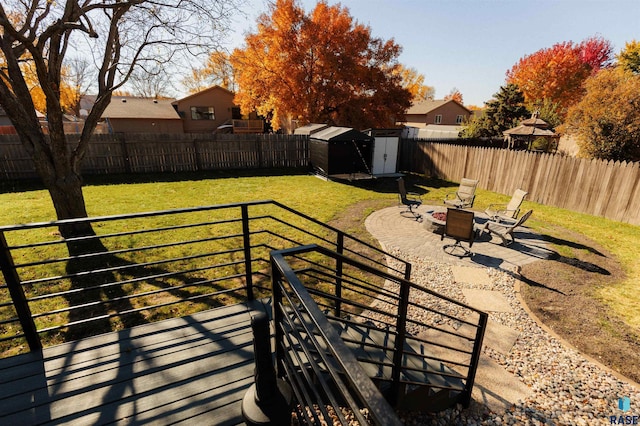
271, 246, 403, 426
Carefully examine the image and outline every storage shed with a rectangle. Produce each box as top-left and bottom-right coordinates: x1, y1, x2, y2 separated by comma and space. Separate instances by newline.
365, 128, 402, 176
309, 126, 374, 179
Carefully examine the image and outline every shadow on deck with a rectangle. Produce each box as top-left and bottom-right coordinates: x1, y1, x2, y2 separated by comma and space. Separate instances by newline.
1, 300, 269, 425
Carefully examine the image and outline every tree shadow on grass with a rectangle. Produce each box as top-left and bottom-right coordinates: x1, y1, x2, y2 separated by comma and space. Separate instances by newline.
62, 252, 245, 342
542, 234, 606, 257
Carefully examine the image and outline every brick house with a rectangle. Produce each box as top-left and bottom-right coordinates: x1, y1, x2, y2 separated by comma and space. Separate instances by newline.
401, 99, 472, 128
172, 86, 239, 134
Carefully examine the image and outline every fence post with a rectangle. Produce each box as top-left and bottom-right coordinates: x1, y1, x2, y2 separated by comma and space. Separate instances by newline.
0, 231, 41, 351
388, 279, 410, 406
192, 137, 203, 171
256, 135, 264, 168
118, 133, 132, 174
241, 205, 254, 300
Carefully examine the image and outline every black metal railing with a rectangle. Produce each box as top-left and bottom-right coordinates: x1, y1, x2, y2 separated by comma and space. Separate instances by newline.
270, 245, 487, 409
271, 246, 403, 426
0, 200, 409, 355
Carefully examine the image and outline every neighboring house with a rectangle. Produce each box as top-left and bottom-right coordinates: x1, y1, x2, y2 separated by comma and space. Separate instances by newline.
172, 86, 239, 134
401, 99, 472, 128
0, 106, 15, 134
0, 106, 48, 134
102, 97, 183, 134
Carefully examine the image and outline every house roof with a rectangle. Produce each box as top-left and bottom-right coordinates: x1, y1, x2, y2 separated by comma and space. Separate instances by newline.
102, 97, 180, 119
172, 85, 235, 105
406, 99, 471, 115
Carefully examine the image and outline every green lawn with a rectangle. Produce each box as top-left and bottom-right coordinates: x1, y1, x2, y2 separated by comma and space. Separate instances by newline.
1, 171, 638, 331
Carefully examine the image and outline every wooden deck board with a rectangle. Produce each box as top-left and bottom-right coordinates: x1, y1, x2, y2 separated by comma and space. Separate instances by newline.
0, 301, 268, 426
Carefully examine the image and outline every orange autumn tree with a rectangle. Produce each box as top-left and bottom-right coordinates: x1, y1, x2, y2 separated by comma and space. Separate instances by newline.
444, 87, 463, 104
506, 36, 613, 118
231, 0, 412, 131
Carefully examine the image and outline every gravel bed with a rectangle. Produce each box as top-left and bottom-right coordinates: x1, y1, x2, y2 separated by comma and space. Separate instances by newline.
380, 249, 640, 425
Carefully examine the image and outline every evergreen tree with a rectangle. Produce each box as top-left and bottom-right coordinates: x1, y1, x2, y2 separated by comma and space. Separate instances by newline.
462, 84, 529, 138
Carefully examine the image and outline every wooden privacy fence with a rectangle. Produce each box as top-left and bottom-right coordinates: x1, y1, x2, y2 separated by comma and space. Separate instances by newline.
400, 140, 640, 226
0, 133, 309, 179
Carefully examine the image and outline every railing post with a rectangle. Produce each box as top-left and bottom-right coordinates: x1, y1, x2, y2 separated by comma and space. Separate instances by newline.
241, 205, 254, 300
389, 279, 410, 406
271, 258, 286, 377
335, 232, 344, 317
403, 261, 412, 282
0, 231, 41, 351
463, 311, 488, 407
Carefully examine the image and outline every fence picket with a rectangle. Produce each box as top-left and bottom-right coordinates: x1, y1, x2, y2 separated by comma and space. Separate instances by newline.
3, 135, 640, 225
399, 140, 640, 225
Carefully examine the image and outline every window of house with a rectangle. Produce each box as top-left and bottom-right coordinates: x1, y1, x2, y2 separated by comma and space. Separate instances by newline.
190, 106, 215, 120
456, 115, 464, 124
434, 114, 442, 124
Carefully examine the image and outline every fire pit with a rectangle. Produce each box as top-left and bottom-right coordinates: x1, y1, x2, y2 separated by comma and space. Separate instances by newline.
431, 211, 447, 222
423, 209, 447, 233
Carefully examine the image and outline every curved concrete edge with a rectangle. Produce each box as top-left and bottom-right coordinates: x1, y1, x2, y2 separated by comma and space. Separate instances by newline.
512, 274, 640, 390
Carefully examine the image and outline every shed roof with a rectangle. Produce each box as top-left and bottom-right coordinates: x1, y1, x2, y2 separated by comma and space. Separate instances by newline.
102, 97, 180, 119
294, 123, 329, 135
310, 126, 372, 142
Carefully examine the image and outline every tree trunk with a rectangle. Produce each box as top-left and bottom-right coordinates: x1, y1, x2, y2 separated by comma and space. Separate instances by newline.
25, 129, 105, 256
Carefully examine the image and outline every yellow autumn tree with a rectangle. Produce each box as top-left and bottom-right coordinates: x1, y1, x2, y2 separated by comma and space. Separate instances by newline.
617, 39, 640, 74
183, 51, 236, 94
231, 0, 412, 131
21, 61, 77, 114
562, 67, 640, 161
395, 65, 434, 102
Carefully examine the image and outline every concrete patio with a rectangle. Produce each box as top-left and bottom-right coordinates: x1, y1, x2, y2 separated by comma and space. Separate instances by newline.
366, 204, 554, 270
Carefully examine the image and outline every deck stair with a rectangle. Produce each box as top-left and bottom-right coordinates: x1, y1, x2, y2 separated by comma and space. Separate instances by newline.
270, 244, 487, 412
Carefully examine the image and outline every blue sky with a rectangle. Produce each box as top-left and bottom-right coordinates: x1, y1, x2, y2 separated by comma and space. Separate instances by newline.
226, 0, 640, 106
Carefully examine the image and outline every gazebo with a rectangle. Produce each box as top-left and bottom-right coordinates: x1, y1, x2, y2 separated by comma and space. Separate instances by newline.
503, 112, 558, 152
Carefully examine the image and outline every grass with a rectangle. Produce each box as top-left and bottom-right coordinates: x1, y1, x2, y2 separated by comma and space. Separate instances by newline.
463, 185, 640, 330
1, 170, 639, 336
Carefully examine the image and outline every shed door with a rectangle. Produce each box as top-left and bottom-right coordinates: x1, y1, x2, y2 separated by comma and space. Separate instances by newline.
371, 137, 399, 175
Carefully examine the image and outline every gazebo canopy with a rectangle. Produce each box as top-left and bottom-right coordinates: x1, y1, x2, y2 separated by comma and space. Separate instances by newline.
503, 112, 558, 152
503, 125, 555, 137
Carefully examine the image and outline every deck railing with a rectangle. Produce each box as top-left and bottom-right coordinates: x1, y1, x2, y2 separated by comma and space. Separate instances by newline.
0, 200, 409, 356
0, 200, 486, 415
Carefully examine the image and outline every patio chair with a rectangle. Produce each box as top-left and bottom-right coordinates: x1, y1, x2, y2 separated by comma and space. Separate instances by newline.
485, 189, 528, 222
441, 208, 475, 256
443, 178, 478, 209
482, 209, 533, 246
397, 177, 422, 221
